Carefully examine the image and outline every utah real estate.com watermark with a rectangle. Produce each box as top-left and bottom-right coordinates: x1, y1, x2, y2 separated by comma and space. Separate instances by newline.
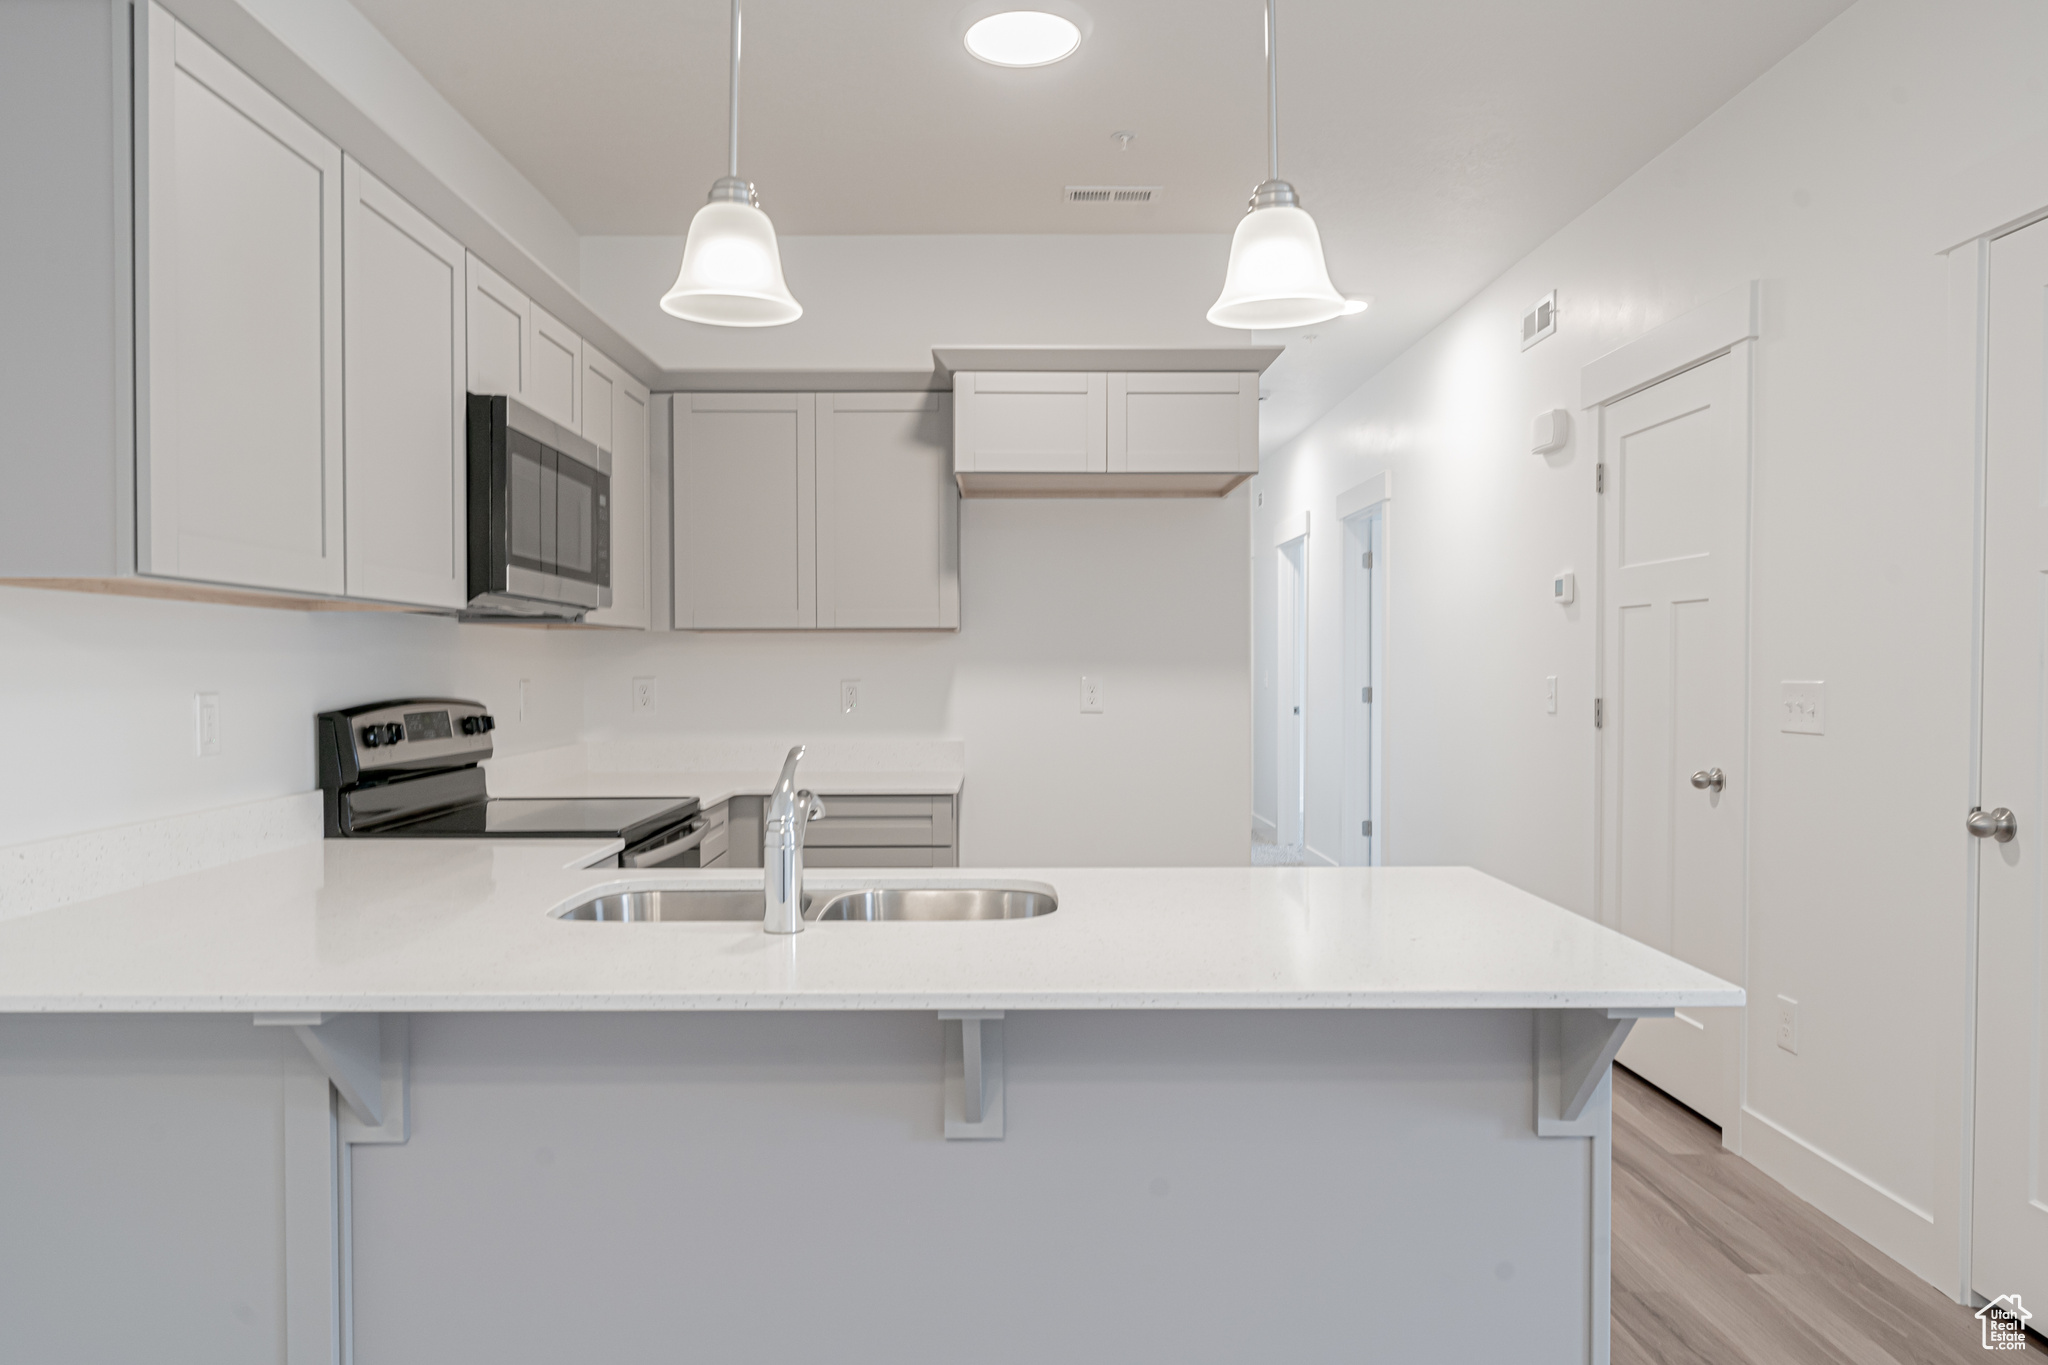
1976, 1294, 2032, 1351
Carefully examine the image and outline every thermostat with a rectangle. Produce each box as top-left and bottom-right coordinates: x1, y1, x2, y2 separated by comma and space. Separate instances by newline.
1552, 571, 1575, 605
1532, 408, 1570, 455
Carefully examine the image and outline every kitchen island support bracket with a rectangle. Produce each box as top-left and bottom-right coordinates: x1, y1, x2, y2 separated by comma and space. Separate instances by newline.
941, 1010, 1005, 1139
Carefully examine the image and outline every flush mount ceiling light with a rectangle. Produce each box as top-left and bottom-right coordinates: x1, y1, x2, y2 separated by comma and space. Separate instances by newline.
965, 10, 1082, 67
1207, 0, 1366, 330
660, 0, 801, 327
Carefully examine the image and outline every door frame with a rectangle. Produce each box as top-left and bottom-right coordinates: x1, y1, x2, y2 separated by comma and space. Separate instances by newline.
1270, 511, 1310, 848
1338, 474, 1390, 866
1586, 282, 1759, 1147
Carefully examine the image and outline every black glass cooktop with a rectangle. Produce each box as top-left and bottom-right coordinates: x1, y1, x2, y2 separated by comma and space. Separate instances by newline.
379, 796, 697, 843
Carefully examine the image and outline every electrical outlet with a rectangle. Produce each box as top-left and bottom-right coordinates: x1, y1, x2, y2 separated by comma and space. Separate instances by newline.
631, 677, 657, 715
841, 679, 860, 714
195, 692, 220, 757
518, 679, 530, 723
1080, 676, 1103, 714
1545, 676, 1558, 715
1775, 995, 1799, 1054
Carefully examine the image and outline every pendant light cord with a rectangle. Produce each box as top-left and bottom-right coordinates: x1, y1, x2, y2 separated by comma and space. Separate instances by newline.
1265, 0, 1279, 182
727, 0, 742, 179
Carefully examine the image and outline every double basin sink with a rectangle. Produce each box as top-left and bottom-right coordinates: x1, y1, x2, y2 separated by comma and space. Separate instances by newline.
558, 885, 1058, 923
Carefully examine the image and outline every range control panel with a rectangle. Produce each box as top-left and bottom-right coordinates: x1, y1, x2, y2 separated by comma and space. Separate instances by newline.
317, 698, 494, 782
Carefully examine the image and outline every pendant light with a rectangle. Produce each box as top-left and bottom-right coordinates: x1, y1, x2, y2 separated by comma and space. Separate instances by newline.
1207, 0, 1365, 330
660, 0, 802, 327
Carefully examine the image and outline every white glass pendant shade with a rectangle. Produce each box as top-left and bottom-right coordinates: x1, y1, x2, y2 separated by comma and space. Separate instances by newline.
1207, 203, 1350, 330
660, 199, 802, 327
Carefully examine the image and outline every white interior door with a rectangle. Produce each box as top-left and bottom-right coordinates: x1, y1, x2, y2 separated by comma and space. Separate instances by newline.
1601, 349, 1749, 1133
1973, 215, 2048, 1311
1277, 533, 1308, 848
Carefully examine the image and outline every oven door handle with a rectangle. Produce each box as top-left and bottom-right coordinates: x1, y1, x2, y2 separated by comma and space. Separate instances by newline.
620, 816, 709, 868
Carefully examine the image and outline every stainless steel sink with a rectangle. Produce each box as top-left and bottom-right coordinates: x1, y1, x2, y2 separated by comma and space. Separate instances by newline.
555, 885, 1058, 922
556, 889, 769, 922
810, 887, 1057, 921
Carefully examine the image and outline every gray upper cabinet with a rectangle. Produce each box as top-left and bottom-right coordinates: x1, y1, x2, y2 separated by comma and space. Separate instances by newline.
673, 391, 960, 631
953, 372, 1105, 475
817, 393, 958, 630
141, 5, 345, 595
1107, 372, 1260, 475
465, 254, 529, 404
526, 303, 581, 432
582, 346, 652, 630
341, 158, 466, 609
674, 393, 818, 629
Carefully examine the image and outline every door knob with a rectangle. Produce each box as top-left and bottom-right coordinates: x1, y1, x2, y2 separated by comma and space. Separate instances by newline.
1689, 768, 1725, 793
1967, 807, 2017, 843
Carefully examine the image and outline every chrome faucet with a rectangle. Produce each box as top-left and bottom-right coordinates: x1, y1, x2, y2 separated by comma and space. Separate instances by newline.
763, 746, 824, 934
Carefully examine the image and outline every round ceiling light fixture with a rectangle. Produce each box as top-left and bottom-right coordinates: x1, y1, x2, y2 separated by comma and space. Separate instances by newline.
965, 10, 1082, 67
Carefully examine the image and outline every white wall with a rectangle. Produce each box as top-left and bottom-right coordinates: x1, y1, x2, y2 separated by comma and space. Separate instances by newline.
581, 494, 1252, 868
0, 588, 585, 846
1252, 0, 2045, 1298
580, 234, 1232, 375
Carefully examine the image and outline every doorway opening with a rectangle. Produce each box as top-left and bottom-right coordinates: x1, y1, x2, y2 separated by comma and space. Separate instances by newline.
1275, 530, 1308, 852
1341, 506, 1383, 865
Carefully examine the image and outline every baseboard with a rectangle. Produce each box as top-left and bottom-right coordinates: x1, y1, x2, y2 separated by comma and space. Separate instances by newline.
1303, 843, 1341, 867
1251, 812, 1278, 841
0, 791, 323, 923
1738, 1105, 1943, 1289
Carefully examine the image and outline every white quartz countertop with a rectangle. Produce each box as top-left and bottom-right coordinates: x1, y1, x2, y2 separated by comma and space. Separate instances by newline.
0, 841, 1743, 1013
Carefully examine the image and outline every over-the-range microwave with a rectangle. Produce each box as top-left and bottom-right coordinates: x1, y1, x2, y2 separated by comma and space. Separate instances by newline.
465, 394, 610, 621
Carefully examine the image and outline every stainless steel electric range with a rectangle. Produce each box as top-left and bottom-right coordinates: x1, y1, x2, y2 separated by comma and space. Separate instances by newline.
316, 699, 705, 868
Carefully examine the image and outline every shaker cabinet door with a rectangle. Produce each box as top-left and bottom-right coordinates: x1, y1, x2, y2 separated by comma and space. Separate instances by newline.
584, 347, 652, 630
341, 158, 467, 608
953, 371, 1105, 474
142, 7, 344, 595
525, 303, 581, 431
1107, 372, 1259, 474
817, 393, 958, 629
674, 393, 816, 629
465, 253, 528, 400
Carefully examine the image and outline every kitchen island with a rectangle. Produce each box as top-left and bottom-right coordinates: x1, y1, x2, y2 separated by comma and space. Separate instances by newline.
0, 842, 1738, 1364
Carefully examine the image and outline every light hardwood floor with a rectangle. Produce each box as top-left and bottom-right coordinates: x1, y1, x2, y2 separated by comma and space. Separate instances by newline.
1612, 1066, 2045, 1364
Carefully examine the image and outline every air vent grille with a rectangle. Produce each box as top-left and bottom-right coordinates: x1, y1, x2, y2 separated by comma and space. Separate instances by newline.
1065, 185, 1161, 204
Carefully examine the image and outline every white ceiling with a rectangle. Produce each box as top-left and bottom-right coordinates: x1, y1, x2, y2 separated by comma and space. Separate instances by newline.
351, 0, 1851, 441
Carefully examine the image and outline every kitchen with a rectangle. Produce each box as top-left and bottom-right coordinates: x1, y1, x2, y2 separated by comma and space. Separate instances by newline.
1, 0, 2043, 1362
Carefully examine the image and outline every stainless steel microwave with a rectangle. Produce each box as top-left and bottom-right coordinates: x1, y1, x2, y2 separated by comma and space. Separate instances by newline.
465, 394, 610, 620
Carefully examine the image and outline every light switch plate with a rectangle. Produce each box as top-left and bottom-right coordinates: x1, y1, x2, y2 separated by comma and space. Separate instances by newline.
1781, 681, 1825, 735
1080, 676, 1103, 714
195, 693, 220, 757
1545, 676, 1558, 715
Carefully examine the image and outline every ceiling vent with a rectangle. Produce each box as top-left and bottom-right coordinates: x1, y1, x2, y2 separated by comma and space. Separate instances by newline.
1065, 185, 1161, 204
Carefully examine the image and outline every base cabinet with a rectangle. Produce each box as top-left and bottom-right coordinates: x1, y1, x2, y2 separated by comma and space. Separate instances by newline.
709, 794, 958, 868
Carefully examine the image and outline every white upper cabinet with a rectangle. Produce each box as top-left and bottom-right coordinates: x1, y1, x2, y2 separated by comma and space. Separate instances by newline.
526, 303, 581, 431
582, 347, 652, 630
142, 6, 344, 594
953, 371, 1105, 474
1108, 372, 1260, 475
817, 393, 958, 630
465, 254, 527, 401
675, 394, 817, 629
341, 158, 466, 609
